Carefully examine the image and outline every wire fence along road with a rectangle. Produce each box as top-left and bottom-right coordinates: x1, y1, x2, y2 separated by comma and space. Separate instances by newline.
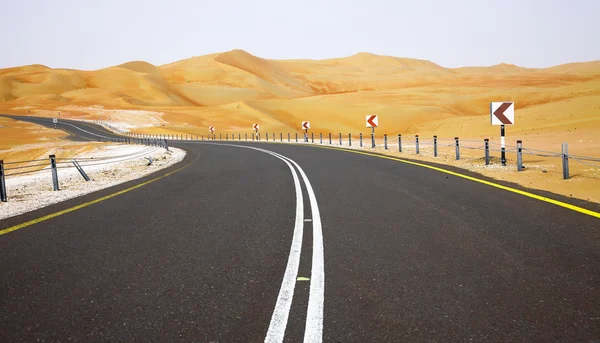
127, 131, 600, 180
0, 138, 168, 202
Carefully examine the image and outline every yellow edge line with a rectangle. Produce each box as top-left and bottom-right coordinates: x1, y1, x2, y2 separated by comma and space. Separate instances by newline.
0, 160, 193, 236
308, 144, 600, 219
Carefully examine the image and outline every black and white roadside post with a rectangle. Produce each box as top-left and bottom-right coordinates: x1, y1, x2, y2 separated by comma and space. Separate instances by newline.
53, 117, 58, 129
455, 137, 460, 160
433, 135, 438, 157
415, 135, 420, 154
280, 133, 283, 142
339, 133, 342, 145
491, 102, 515, 167
295, 133, 298, 142
349, 133, 352, 146
320, 133, 323, 144
266, 133, 269, 142
384, 134, 388, 150
288, 133, 291, 142
272, 133, 275, 141
398, 134, 402, 152
501, 125, 506, 166
253, 124, 259, 141
226, 134, 228, 141
302, 121, 310, 142
562, 142, 570, 179
238, 134, 240, 140
484, 139, 490, 165
49, 154, 59, 191
360, 133, 363, 147
517, 140, 523, 171
329, 133, 332, 144
311, 133, 314, 143
0, 159, 7, 202
366, 114, 378, 149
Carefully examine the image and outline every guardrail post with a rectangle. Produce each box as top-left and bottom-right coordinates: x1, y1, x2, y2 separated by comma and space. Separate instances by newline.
0, 160, 7, 202
398, 134, 402, 152
50, 154, 59, 191
348, 133, 352, 146
562, 143, 569, 179
338, 133, 342, 145
485, 139, 490, 165
433, 135, 438, 157
72, 159, 90, 181
384, 134, 388, 150
311, 133, 314, 143
360, 133, 363, 147
455, 137, 460, 160
517, 140, 523, 171
320, 133, 323, 144
280, 133, 283, 142
415, 135, 420, 154
295, 133, 298, 142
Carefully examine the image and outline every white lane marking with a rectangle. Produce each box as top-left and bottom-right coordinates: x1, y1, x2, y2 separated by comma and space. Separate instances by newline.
263, 153, 305, 343
205, 143, 324, 343
277, 154, 324, 343
304, 219, 312, 222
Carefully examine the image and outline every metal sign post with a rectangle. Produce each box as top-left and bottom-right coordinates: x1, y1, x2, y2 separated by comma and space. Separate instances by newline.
491, 102, 515, 167
302, 121, 310, 142
366, 115, 378, 148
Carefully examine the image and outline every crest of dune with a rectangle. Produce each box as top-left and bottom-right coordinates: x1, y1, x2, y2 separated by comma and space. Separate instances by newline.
0, 49, 599, 140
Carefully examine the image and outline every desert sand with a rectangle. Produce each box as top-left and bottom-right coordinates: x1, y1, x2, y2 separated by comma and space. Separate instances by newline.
1, 50, 599, 203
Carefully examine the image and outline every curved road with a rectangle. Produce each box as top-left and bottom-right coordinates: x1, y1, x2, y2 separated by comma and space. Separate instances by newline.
1, 115, 599, 342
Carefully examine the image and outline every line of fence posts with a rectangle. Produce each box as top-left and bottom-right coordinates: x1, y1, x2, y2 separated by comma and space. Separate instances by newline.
125, 130, 573, 181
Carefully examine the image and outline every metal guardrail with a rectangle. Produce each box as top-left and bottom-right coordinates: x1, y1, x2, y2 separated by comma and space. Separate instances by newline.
126, 130, 600, 182
0, 137, 170, 202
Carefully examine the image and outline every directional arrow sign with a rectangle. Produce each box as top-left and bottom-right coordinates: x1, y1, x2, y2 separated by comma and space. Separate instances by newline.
490, 102, 515, 125
209, 126, 215, 133
253, 124, 260, 131
53, 118, 58, 124
366, 115, 378, 128
302, 121, 310, 130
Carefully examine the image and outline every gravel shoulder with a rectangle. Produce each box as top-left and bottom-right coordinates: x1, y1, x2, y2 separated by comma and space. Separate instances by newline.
1, 145, 186, 220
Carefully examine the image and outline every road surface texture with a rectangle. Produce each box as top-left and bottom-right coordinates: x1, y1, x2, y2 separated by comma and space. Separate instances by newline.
1, 115, 599, 342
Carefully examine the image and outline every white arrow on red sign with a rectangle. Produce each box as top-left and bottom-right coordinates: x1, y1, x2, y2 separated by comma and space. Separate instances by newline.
490, 102, 515, 125
302, 121, 310, 130
253, 124, 260, 131
366, 115, 378, 128
209, 126, 215, 133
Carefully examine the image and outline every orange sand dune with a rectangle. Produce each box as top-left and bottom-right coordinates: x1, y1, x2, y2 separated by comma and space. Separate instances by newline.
1, 49, 599, 202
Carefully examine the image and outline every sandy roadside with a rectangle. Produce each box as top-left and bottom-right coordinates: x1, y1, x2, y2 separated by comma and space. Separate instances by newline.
1, 145, 186, 220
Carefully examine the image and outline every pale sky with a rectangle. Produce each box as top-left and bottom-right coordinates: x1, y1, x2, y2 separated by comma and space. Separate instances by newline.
1, 0, 598, 70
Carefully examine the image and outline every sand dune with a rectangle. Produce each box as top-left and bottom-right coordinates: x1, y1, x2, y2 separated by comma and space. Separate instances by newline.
1, 50, 599, 203
1, 49, 598, 144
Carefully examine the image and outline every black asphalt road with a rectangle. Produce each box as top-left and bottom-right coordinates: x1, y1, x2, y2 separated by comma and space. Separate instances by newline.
1, 115, 599, 342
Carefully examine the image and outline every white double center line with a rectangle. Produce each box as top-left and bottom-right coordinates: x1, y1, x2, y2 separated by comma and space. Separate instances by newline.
206, 143, 324, 343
